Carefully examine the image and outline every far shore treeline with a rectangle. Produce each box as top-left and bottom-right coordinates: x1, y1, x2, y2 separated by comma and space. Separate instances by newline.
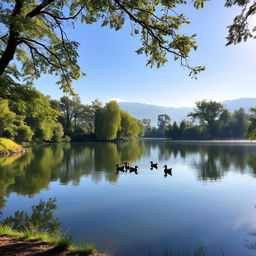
1, 87, 256, 143
144, 101, 256, 140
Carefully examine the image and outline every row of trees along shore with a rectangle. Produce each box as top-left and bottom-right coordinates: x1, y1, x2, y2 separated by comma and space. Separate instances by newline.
143, 100, 256, 140
0, 88, 144, 143
1, 89, 256, 142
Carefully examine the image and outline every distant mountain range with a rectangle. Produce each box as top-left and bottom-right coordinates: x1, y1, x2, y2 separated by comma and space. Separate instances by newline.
119, 98, 256, 126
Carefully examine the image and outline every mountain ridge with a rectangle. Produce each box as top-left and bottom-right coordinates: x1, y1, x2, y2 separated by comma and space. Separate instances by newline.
118, 98, 256, 126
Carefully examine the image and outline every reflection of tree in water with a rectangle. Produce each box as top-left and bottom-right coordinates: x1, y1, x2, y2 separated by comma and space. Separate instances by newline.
145, 142, 256, 181
0, 152, 33, 208
1, 142, 256, 209
93, 142, 144, 183
0, 142, 145, 208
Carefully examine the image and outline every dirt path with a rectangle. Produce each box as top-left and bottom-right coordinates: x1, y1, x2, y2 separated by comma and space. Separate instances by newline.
0, 235, 103, 256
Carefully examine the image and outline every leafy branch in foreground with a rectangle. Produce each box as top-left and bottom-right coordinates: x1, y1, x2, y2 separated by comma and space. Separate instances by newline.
225, 0, 256, 45
0, 0, 207, 95
1, 198, 60, 233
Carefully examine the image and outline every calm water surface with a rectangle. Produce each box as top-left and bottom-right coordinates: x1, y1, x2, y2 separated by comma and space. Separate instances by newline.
1, 141, 256, 256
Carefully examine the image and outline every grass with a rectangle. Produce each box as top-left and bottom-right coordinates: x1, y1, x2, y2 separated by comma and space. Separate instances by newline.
0, 138, 23, 152
0, 224, 98, 255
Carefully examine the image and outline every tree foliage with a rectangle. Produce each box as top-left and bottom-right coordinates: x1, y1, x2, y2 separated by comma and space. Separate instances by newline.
157, 114, 171, 136
95, 100, 144, 141
119, 110, 144, 140
0, 0, 207, 94
226, 0, 256, 45
0, 99, 16, 137
2, 198, 60, 233
247, 108, 256, 140
144, 103, 250, 140
188, 100, 226, 137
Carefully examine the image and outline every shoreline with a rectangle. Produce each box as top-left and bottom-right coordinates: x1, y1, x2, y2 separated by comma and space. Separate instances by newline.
0, 225, 105, 256
0, 148, 27, 157
140, 138, 256, 143
0, 138, 27, 157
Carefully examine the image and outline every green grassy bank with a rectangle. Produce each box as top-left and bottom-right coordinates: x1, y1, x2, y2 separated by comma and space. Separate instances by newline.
0, 138, 26, 156
0, 225, 101, 255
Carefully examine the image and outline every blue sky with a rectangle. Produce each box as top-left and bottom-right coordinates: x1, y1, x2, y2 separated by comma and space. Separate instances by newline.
34, 1, 256, 107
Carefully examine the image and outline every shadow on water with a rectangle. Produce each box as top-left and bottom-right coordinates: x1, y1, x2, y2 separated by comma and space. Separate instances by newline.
0, 141, 256, 209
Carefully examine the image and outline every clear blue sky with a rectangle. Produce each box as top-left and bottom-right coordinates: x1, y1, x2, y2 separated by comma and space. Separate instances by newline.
34, 1, 256, 107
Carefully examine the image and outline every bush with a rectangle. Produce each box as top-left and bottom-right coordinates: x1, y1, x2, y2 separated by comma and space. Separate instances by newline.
51, 123, 64, 143
62, 135, 71, 143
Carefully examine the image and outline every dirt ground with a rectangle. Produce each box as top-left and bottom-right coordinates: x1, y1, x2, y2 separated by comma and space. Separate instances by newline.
0, 235, 103, 256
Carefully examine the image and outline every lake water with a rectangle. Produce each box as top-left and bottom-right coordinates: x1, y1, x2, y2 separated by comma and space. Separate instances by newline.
1, 141, 256, 256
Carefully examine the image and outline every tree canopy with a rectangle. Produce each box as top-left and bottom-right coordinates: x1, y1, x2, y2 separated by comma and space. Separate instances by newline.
247, 108, 256, 140
0, 0, 208, 94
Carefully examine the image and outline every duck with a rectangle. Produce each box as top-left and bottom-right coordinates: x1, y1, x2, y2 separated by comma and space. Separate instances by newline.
163, 165, 172, 177
129, 165, 139, 174
116, 164, 125, 173
150, 161, 158, 169
124, 162, 130, 172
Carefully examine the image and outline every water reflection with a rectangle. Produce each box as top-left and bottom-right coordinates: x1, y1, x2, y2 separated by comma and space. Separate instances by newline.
0, 142, 145, 208
0, 141, 256, 209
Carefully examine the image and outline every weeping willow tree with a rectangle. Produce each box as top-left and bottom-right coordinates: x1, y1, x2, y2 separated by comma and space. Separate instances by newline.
118, 110, 144, 140
95, 101, 143, 141
0, 0, 208, 96
95, 101, 121, 140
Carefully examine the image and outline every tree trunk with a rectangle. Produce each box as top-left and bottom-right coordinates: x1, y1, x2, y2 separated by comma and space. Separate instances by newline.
0, 0, 22, 76
0, 35, 19, 76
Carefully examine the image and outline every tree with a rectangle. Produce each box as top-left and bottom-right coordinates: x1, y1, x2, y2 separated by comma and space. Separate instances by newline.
118, 111, 144, 140
179, 120, 187, 139
102, 101, 121, 140
188, 100, 226, 138
225, 0, 256, 45
247, 108, 256, 140
51, 123, 64, 142
22, 89, 61, 141
0, 99, 16, 137
0, 0, 207, 95
232, 108, 249, 138
170, 121, 180, 139
142, 118, 151, 134
142, 118, 151, 128
60, 96, 76, 132
95, 101, 121, 140
158, 114, 171, 136
14, 121, 34, 142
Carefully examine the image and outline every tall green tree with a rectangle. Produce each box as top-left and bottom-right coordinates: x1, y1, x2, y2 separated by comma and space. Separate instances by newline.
95, 101, 121, 140
0, 99, 16, 137
0, 0, 207, 95
247, 108, 256, 140
232, 108, 249, 138
102, 101, 121, 140
188, 100, 226, 138
118, 111, 144, 140
21, 89, 61, 141
157, 114, 171, 136
170, 121, 180, 139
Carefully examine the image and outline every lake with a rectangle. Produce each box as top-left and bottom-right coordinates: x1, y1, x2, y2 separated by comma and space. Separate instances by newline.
0, 141, 256, 256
